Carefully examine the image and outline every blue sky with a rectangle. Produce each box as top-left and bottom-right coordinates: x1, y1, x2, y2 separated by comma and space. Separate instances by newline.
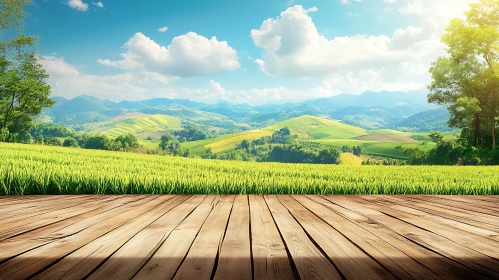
25, 0, 476, 104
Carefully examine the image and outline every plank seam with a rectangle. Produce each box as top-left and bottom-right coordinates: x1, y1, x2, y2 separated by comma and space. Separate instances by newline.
210, 195, 235, 280
276, 196, 347, 280
263, 195, 300, 280
291, 196, 401, 280
170, 196, 220, 279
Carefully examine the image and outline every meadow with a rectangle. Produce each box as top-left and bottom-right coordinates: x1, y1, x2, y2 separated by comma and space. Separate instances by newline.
2, 143, 498, 195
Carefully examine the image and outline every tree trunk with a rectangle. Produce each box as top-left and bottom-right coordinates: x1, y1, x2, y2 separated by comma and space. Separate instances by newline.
474, 113, 481, 147
2, 91, 17, 129
492, 114, 496, 150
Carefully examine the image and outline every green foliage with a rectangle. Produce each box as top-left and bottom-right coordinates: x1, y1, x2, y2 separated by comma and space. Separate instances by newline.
159, 133, 183, 156
428, 0, 499, 150
115, 133, 139, 151
83, 135, 118, 151
0, 1, 54, 141
0, 54, 54, 141
1, 142, 499, 195
44, 137, 61, 147
63, 137, 79, 148
173, 127, 210, 141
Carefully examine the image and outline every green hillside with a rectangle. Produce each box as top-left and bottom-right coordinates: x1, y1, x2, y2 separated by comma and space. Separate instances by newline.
88, 114, 183, 138
178, 115, 444, 159
182, 115, 387, 156
265, 115, 367, 139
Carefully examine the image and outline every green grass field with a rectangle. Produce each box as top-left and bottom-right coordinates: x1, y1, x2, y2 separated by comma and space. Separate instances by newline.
2, 143, 498, 195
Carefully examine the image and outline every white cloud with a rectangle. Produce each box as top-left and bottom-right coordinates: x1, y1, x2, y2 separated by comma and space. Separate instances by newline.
249, 4, 472, 95
41, 56, 308, 105
158, 26, 168, 32
92, 2, 104, 8
41, 56, 178, 101
99, 32, 239, 77
210, 80, 226, 94
68, 0, 88, 11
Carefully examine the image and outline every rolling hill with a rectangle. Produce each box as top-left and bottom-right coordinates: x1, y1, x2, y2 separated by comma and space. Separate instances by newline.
86, 113, 183, 138
42, 90, 446, 131
181, 115, 430, 158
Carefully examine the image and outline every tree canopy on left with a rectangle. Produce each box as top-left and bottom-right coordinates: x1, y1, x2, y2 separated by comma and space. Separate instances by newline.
0, 0, 54, 142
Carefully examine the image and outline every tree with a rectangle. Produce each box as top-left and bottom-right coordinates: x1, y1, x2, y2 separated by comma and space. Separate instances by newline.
341, 145, 352, 153
353, 145, 363, 156
428, 0, 499, 150
183, 148, 192, 158
45, 137, 61, 146
318, 147, 341, 164
63, 137, 79, 148
159, 133, 182, 155
0, 0, 54, 142
115, 133, 139, 151
429, 132, 444, 144
240, 139, 250, 152
84, 135, 115, 150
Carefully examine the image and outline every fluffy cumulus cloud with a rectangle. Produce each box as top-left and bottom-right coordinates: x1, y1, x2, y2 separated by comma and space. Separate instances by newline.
68, 0, 88, 11
157, 26, 168, 32
98, 32, 239, 77
250, 3, 476, 95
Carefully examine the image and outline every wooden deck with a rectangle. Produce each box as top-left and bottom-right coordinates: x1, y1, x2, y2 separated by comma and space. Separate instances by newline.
0, 195, 498, 279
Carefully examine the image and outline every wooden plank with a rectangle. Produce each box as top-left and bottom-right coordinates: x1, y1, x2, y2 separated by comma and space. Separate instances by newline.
85, 195, 203, 280
172, 195, 235, 280
279, 196, 395, 280
134, 195, 219, 280
359, 196, 499, 258
424, 196, 499, 217
0, 195, 112, 224
0, 195, 96, 222
311, 196, 484, 279
264, 195, 342, 280
0, 196, 83, 217
0, 196, 146, 263
391, 196, 499, 229
0, 196, 172, 279
293, 195, 440, 280
213, 195, 252, 280
249, 195, 295, 280
0, 196, 75, 207
0, 196, 123, 241
440, 196, 499, 209
35, 195, 195, 280
323, 196, 499, 279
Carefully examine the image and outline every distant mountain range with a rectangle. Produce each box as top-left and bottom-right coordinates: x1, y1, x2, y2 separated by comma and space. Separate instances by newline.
42, 90, 451, 132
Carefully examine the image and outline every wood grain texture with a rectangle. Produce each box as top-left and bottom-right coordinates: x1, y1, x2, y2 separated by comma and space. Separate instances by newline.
249, 195, 295, 280
213, 195, 252, 280
134, 195, 219, 280
265, 195, 342, 280
323, 195, 499, 279
1, 195, 498, 280
172, 195, 235, 280
293, 195, 440, 280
